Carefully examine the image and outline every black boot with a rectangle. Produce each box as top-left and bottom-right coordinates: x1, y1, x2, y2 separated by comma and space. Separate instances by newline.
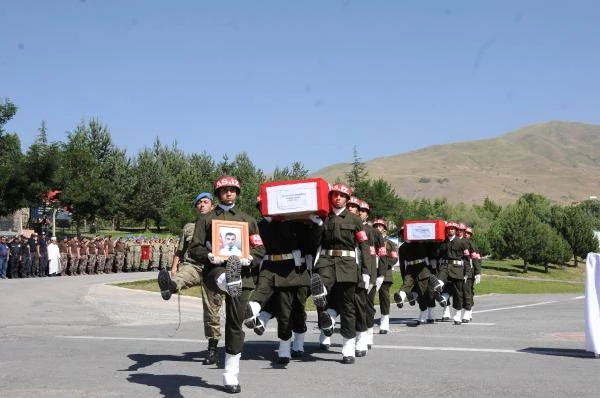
158, 269, 177, 300
203, 338, 218, 365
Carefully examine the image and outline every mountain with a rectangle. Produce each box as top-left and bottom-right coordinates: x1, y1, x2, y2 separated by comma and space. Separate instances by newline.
313, 121, 600, 205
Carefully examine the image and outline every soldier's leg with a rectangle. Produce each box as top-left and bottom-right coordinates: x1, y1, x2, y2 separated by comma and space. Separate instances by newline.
291, 286, 309, 357
158, 262, 202, 300
394, 273, 416, 308
60, 254, 67, 276
462, 277, 474, 323
223, 288, 251, 392
378, 282, 392, 333
313, 266, 337, 336
243, 269, 276, 329
416, 276, 431, 324
10, 257, 19, 278
450, 277, 465, 325
201, 273, 224, 365
354, 287, 369, 357
337, 282, 357, 364
41, 254, 48, 277
275, 287, 294, 364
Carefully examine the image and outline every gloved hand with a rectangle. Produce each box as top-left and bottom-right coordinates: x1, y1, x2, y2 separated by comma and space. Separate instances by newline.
474, 274, 481, 285
240, 256, 253, 266
375, 276, 384, 291
208, 252, 224, 264
206, 241, 212, 251
292, 249, 302, 267
305, 254, 314, 271
309, 214, 323, 226
362, 274, 370, 290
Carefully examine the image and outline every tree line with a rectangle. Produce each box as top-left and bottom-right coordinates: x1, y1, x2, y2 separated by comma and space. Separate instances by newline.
2, 98, 599, 271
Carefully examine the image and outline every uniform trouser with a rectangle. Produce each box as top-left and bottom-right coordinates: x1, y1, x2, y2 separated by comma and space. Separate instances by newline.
0, 257, 7, 277
150, 256, 160, 270
174, 262, 223, 341
316, 264, 357, 339
463, 277, 474, 310
105, 254, 115, 273
125, 253, 133, 271
80, 255, 90, 274
60, 254, 68, 275
68, 255, 77, 274
366, 286, 377, 329
448, 276, 465, 310
275, 287, 309, 341
354, 288, 369, 333
379, 282, 392, 315
114, 252, 124, 272
203, 264, 250, 354
97, 255, 106, 273
29, 253, 37, 276
132, 251, 141, 269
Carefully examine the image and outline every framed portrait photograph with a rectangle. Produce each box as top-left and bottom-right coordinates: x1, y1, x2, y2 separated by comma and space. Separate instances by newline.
212, 220, 249, 260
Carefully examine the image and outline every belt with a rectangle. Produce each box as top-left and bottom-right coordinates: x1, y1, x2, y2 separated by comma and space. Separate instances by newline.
405, 258, 427, 266
444, 259, 463, 265
320, 249, 356, 258
264, 253, 294, 261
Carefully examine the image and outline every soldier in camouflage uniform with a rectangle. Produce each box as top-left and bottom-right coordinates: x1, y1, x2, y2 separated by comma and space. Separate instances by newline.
84, 238, 94, 275
105, 236, 115, 273
96, 237, 106, 274
158, 239, 168, 270
124, 237, 133, 272
68, 237, 80, 275
158, 192, 224, 366
132, 239, 142, 271
59, 237, 69, 276
114, 237, 125, 272
150, 238, 161, 271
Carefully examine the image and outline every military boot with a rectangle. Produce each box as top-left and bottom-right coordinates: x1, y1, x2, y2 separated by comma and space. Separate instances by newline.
157, 269, 177, 300
203, 338, 219, 365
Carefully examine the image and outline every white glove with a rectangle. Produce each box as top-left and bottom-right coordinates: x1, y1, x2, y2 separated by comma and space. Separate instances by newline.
292, 249, 302, 267
305, 254, 314, 271
206, 241, 212, 251
208, 252, 224, 264
240, 256, 253, 266
362, 274, 370, 290
309, 214, 323, 226
474, 274, 481, 285
375, 276, 384, 292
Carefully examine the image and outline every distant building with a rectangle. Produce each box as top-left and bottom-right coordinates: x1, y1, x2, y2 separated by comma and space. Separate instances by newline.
0, 208, 28, 234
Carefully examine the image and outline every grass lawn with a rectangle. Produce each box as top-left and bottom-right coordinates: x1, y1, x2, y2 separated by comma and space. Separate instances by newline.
114, 259, 585, 311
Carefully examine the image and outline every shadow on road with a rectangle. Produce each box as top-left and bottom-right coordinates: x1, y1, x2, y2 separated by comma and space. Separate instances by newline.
120, 351, 206, 371
127, 372, 223, 397
520, 347, 598, 358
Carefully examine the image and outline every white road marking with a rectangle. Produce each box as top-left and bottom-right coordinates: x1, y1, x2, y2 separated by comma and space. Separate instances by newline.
473, 300, 557, 314
374, 344, 524, 354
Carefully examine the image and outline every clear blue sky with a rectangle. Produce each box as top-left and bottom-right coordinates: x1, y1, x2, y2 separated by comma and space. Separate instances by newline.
2, 0, 599, 173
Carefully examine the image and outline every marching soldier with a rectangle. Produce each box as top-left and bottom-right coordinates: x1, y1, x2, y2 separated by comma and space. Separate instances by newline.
462, 226, 482, 323
310, 183, 371, 365
435, 222, 471, 325
158, 192, 224, 366
186, 177, 265, 393
243, 196, 319, 364
372, 219, 398, 334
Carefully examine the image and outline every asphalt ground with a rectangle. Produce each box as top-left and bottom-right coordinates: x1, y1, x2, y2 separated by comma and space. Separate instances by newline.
1, 272, 598, 398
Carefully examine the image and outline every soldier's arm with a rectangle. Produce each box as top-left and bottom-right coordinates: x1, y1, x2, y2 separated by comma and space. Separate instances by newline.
354, 220, 370, 275
188, 216, 210, 263
248, 219, 265, 267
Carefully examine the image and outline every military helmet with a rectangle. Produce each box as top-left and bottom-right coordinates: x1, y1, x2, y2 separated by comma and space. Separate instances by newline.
329, 183, 352, 199
359, 201, 370, 212
348, 196, 361, 207
373, 218, 387, 229
465, 226, 473, 235
214, 176, 241, 194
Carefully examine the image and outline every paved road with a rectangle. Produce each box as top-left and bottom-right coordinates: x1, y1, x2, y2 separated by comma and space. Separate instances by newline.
0, 273, 598, 398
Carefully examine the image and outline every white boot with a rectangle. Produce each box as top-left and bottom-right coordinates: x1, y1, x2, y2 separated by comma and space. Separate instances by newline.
223, 353, 241, 392
355, 331, 368, 357
341, 337, 356, 364
379, 314, 390, 334
319, 332, 331, 350
253, 310, 271, 335
427, 307, 435, 323
419, 310, 428, 324
367, 327, 374, 349
292, 332, 305, 357
453, 308, 463, 325
462, 309, 472, 323
278, 339, 291, 364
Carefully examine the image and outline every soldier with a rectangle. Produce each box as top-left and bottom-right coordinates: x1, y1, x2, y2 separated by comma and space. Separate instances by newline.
114, 237, 126, 272
27, 233, 38, 278
243, 196, 319, 364
150, 238, 161, 271
358, 200, 385, 351
158, 192, 224, 366
68, 236, 80, 275
435, 222, 471, 325
0, 236, 9, 279
462, 226, 482, 323
96, 237, 107, 274
372, 219, 398, 334
310, 183, 371, 364
9, 236, 22, 278
81, 238, 92, 275
105, 235, 115, 273
132, 238, 142, 271
39, 233, 49, 277
124, 236, 134, 272
59, 237, 69, 276
187, 177, 265, 394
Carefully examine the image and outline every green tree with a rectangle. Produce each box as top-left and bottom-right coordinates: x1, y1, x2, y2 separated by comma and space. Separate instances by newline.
0, 98, 17, 137
0, 99, 26, 216
271, 161, 309, 181
345, 146, 369, 193
560, 205, 599, 267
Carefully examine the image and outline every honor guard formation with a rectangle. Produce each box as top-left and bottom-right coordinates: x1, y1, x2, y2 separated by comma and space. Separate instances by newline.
156, 176, 483, 394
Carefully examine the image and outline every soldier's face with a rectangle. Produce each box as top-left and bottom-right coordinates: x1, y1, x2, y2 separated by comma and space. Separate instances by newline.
218, 187, 237, 205
375, 225, 386, 235
446, 227, 456, 238
330, 192, 348, 209
359, 209, 368, 221
195, 198, 213, 215
457, 229, 464, 238
347, 204, 359, 215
